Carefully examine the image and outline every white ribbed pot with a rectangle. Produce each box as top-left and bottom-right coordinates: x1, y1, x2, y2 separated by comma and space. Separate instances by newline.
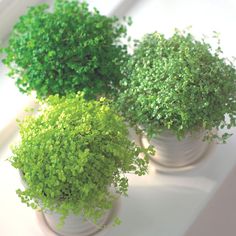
19, 172, 119, 236
141, 130, 210, 168
43, 206, 115, 236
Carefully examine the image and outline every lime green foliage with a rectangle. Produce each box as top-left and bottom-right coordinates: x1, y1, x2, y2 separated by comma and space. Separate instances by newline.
117, 30, 236, 142
10, 93, 151, 225
2, 0, 130, 99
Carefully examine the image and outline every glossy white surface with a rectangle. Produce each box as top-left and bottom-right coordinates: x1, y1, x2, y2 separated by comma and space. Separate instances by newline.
185, 165, 236, 236
0, 64, 30, 133
0, 63, 36, 150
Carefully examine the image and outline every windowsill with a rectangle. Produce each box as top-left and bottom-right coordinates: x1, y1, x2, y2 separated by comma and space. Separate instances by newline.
0, 127, 236, 235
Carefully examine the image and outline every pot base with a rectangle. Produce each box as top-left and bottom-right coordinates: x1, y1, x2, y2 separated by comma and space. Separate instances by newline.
35, 197, 121, 236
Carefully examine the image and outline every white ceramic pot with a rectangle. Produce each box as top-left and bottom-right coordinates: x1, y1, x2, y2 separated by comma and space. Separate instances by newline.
141, 130, 210, 168
19, 172, 119, 236
43, 207, 114, 236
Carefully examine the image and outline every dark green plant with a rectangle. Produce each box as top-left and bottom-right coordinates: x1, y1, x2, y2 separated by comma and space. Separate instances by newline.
10, 93, 151, 225
2, 0, 131, 99
117, 30, 236, 142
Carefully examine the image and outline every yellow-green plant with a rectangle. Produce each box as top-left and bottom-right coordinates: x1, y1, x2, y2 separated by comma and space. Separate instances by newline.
10, 93, 151, 225
117, 30, 236, 142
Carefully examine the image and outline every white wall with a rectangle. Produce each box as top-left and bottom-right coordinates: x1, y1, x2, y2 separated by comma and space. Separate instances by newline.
125, 0, 236, 58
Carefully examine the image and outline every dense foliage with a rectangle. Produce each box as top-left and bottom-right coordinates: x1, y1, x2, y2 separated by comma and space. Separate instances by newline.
10, 93, 150, 225
117, 30, 236, 141
2, 0, 130, 99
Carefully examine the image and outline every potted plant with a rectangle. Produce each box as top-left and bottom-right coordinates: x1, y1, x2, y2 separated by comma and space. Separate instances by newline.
1, 0, 131, 100
9, 93, 151, 235
117, 30, 236, 168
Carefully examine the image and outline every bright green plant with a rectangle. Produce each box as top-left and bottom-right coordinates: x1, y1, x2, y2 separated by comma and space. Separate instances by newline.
117, 30, 236, 142
10, 93, 151, 225
2, 0, 131, 99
